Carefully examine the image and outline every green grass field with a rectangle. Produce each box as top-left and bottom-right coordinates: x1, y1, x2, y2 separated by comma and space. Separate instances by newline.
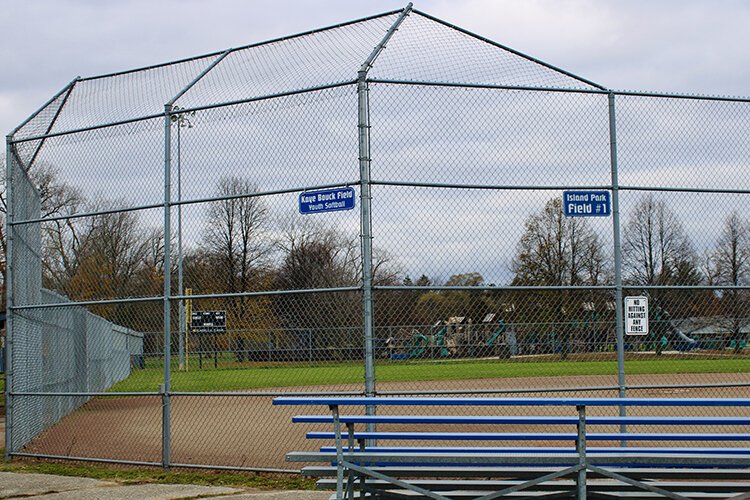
109, 356, 750, 393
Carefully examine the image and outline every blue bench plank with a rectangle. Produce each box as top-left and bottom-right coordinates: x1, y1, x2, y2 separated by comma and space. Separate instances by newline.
318, 445, 750, 455
292, 414, 750, 426
314, 477, 750, 492
303, 464, 750, 479
309, 431, 576, 440
307, 431, 750, 441
287, 450, 750, 467
274, 396, 750, 407
282, 397, 750, 497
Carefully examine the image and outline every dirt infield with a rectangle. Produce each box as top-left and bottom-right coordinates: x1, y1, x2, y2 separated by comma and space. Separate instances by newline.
14, 372, 750, 470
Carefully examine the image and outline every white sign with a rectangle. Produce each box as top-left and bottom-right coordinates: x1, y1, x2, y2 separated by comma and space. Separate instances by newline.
625, 296, 649, 336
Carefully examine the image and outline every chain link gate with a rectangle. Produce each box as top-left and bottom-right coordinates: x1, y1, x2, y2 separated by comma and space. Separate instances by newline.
5, 4, 750, 471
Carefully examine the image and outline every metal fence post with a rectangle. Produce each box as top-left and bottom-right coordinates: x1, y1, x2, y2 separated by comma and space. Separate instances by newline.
5, 136, 14, 459
177, 122, 184, 371
357, 74, 376, 410
357, 1, 413, 428
162, 104, 174, 469
608, 91, 627, 430
576, 404, 587, 499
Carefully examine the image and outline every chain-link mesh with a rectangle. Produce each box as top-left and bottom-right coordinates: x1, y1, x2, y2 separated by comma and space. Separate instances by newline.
11, 84, 74, 146
8, 157, 148, 452
50, 56, 217, 135
175, 13, 398, 109
369, 12, 601, 90
5, 5, 749, 471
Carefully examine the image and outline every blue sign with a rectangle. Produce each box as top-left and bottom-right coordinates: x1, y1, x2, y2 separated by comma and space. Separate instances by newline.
299, 187, 356, 214
563, 190, 611, 217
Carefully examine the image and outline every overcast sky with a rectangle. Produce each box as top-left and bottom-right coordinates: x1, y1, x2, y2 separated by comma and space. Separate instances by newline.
2, 0, 749, 135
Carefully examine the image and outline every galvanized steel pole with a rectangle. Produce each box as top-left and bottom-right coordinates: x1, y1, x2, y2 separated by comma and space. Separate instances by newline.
162, 105, 174, 469
576, 405, 587, 499
4, 136, 14, 459
177, 123, 184, 371
357, 2, 413, 423
608, 92, 627, 429
358, 74, 376, 407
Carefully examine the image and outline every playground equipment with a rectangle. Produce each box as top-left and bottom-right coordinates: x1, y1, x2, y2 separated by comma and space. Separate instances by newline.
649, 305, 698, 352
406, 320, 451, 358
523, 301, 612, 356
473, 313, 517, 358
396, 314, 516, 360
391, 301, 700, 360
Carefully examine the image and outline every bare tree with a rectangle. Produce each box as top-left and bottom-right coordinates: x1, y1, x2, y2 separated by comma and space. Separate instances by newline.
37, 194, 166, 334
1, 160, 84, 301
511, 197, 609, 358
65, 206, 152, 302
273, 217, 363, 353
201, 176, 275, 354
622, 195, 700, 287
622, 195, 703, 321
712, 212, 750, 287
276, 222, 358, 290
42, 215, 87, 293
512, 198, 607, 287
415, 272, 490, 325
710, 212, 750, 352
203, 176, 271, 294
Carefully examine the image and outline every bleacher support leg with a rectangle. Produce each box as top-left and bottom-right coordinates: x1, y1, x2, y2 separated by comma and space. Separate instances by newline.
576, 405, 587, 499
331, 405, 344, 500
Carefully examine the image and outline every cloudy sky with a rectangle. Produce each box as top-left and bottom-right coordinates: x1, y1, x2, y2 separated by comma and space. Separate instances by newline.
2, 0, 749, 286
2, 0, 749, 135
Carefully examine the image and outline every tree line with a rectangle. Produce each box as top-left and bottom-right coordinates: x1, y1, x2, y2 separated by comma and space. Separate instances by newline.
1, 161, 748, 353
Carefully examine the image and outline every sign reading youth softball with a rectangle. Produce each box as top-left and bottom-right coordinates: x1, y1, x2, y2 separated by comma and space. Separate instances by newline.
625, 296, 649, 336
563, 191, 611, 217
299, 187, 355, 214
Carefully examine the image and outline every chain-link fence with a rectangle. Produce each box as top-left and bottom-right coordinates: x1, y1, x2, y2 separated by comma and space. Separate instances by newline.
5, 5, 750, 471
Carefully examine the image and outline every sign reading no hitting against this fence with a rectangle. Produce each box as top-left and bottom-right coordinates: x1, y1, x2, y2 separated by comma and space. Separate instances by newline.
625, 297, 649, 336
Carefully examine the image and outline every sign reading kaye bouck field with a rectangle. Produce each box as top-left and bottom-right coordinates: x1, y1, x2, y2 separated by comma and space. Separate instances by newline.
299, 187, 356, 214
625, 296, 649, 336
563, 190, 611, 217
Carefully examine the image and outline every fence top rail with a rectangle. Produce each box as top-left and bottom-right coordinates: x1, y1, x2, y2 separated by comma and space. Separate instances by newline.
273, 396, 750, 407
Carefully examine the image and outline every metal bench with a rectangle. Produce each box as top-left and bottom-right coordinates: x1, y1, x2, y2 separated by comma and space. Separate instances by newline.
273, 397, 750, 499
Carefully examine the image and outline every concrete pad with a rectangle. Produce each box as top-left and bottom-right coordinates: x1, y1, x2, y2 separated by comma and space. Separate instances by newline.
0, 471, 325, 499
0, 471, 115, 497
25, 482, 243, 499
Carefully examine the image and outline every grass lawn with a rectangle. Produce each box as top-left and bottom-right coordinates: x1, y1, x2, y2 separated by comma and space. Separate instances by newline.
0, 460, 314, 489
109, 356, 750, 393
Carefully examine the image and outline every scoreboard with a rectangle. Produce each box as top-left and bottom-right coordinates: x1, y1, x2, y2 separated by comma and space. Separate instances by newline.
190, 310, 226, 335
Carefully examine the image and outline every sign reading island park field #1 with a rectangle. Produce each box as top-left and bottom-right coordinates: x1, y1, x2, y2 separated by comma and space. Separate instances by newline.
563, 190, 611, 217
299, 187, 356, 214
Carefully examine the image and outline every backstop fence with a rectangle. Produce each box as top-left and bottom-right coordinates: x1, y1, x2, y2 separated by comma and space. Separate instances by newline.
5, 4, 750, 471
